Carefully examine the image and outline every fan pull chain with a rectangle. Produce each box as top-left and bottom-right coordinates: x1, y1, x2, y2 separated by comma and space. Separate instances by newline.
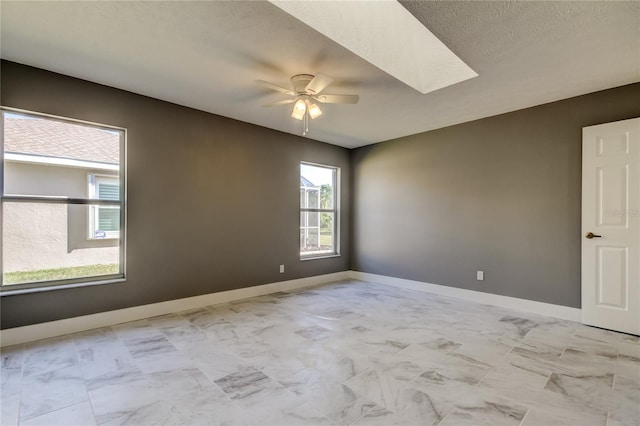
303, 109, 309, 136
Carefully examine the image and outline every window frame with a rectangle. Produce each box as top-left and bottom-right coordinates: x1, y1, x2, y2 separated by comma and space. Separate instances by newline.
0, 107, 127, 294
299, 161, 340, 260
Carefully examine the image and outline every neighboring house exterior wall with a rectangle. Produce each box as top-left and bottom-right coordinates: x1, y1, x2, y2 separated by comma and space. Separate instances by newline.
3, 161, 118, 272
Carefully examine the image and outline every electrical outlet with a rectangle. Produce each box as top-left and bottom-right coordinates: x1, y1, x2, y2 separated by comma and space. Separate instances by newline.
279, 264, 285, 274
477, 270, 484, 281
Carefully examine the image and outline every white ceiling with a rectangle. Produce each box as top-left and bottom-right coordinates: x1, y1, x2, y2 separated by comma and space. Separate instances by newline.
1, 1, 639, 149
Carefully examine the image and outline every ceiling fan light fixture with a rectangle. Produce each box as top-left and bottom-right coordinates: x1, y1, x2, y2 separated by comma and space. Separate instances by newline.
291, 98, 306, 120
258, 73, 358, 135
308, 102, 322, 119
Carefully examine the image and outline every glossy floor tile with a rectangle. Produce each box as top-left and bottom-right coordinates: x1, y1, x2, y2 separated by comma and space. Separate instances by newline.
1, 279, 638, 425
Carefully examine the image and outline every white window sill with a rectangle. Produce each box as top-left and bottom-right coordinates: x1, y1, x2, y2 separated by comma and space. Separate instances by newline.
300, 254, 341, 261
0, 277, 126, 296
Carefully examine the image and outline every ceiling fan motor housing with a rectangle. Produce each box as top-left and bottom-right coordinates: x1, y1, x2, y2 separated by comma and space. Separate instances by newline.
291, 74, 314, 94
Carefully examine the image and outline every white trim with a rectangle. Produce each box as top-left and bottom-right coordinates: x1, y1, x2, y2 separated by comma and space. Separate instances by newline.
2, 106, 126, 132
349, 271, 581, 322
5, 152, 118, 171
0, 270, 584, 347
300, 254, 341, 261
0, 271, 349, 347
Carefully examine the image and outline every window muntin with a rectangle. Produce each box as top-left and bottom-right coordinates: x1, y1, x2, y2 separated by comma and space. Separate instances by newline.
300, 162, 339, 258
1, 109, 125, 292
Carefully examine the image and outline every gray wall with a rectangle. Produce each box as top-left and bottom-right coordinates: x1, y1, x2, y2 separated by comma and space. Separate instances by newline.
1, 61, 351, 329
2, 60, 638, 329
351, 83, 640, 308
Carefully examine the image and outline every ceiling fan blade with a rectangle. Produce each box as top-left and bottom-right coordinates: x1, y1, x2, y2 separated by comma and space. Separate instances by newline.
256, 80, 295, 95
262, 98, 296, 107
305, 73, 334, 95
314, 94, 360, 104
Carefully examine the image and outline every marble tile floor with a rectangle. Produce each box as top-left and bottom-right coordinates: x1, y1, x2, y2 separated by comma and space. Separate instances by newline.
1, 279, 639, 426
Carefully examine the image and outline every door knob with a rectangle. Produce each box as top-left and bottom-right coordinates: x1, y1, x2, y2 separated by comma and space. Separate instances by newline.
585, 232, 602, 239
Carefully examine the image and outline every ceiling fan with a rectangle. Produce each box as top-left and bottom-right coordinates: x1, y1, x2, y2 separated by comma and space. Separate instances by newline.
257, 73, 359, 136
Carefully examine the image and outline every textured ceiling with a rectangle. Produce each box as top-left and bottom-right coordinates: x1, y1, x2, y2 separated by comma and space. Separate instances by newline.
269, 0, 478, 94
1, 1, 639, 148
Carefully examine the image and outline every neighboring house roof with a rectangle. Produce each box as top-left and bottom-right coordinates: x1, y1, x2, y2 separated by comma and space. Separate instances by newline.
4, 115, 120, 164
300, 175, 317, 188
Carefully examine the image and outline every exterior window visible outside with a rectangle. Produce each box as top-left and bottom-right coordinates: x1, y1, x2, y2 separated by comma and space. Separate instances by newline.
89, 175, 120, 239
300, 162, 339, 258
1, 109, 125, 291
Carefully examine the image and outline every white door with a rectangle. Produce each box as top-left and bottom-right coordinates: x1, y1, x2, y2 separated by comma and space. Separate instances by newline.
582, 117, 640, 336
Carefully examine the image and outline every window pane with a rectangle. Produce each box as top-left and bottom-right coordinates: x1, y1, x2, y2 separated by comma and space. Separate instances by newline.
300, 164, 335, 209
2, 202, 121, 285
301, 212, 335, 257
3, 112, 121, 198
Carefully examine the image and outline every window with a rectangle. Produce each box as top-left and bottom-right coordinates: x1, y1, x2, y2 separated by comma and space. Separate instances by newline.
300, 162, 339, 258
1, 109, 125, 292
89, 175, 120, 239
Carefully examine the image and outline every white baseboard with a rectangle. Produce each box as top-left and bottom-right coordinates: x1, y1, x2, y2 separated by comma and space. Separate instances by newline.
0, 271, 349, 347
0, 270, 582, 347
349, 271, 581, 322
